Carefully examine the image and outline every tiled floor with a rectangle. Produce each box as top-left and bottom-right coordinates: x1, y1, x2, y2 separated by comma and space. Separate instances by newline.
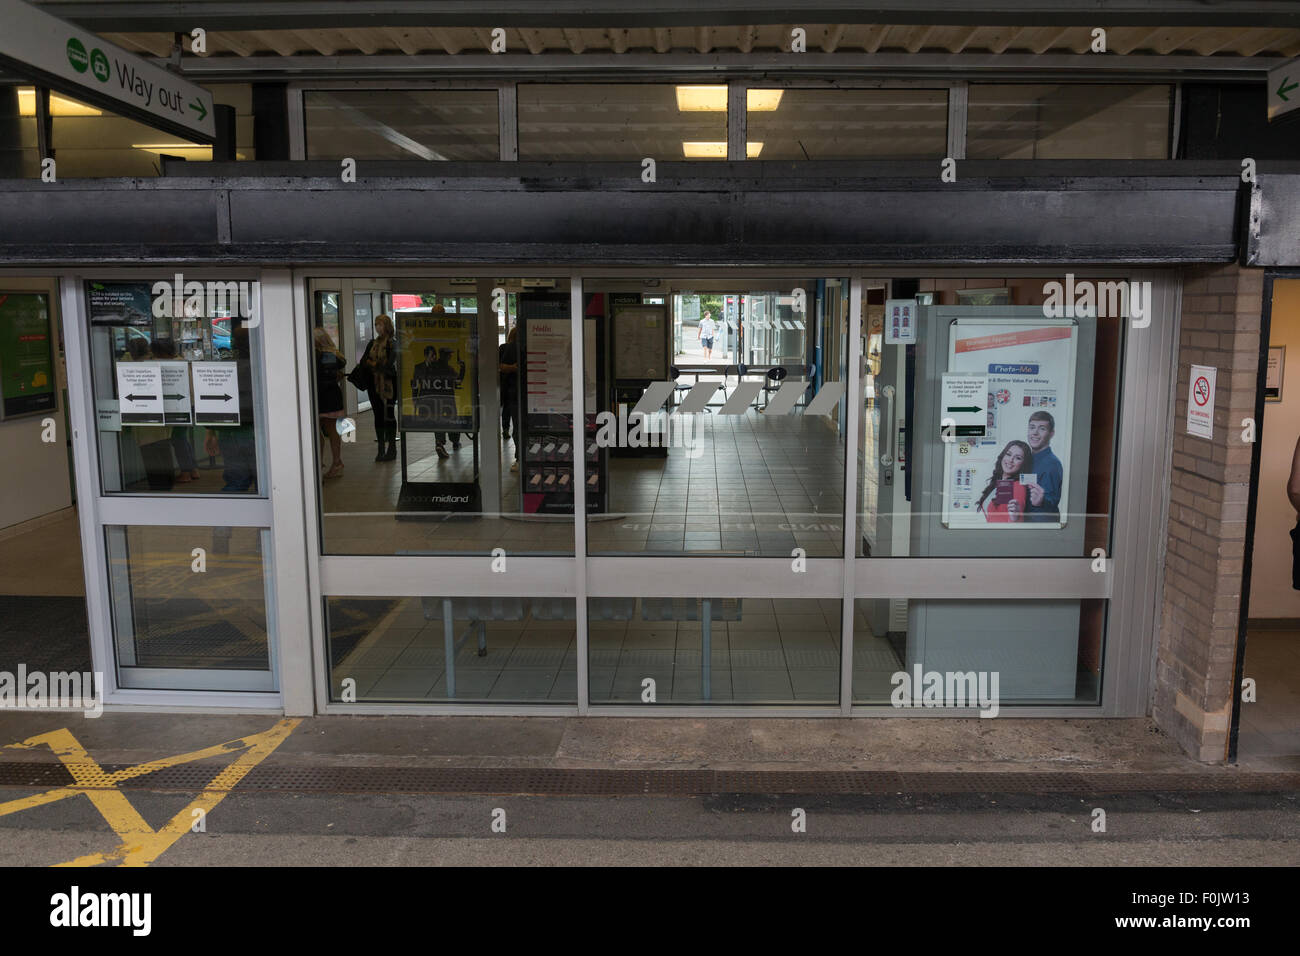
328, 595, 903, 705
0, 510, 92, 673
1237, 627, 1300, 759
321, 404, 846, 556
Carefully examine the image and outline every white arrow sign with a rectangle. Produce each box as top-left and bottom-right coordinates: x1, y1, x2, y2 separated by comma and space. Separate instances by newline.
0, 0, 215, 142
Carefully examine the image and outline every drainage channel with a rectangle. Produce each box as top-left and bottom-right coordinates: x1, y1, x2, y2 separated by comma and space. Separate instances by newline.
2, 762, 1299, 796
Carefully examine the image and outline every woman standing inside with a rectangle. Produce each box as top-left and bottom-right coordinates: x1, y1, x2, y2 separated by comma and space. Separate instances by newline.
314, 328, 347, 479
363, 314, 398, 461
976, 440, 1034, 523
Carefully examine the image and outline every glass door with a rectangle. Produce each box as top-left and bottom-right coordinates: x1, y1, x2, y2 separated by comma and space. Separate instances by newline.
72, 273, 278, 693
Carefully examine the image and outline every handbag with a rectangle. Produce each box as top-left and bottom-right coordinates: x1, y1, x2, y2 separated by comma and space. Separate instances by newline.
1291, 518, 1300, 590
347, 340, 375, 392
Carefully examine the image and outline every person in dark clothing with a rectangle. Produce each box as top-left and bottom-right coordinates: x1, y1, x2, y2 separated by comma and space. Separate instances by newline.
412, 345, 466, 460
314, 327, 346, 478
362, 313, 398, 461
499, 326, 520, 472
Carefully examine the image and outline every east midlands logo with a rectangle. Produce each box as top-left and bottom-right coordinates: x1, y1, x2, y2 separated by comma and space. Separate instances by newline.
1042, 274, 1152, 328
0, 666, 103, 718
152, 274, 260, 327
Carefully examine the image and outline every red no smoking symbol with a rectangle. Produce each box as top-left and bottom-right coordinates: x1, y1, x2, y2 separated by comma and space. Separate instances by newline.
1193, 376, 1211, 406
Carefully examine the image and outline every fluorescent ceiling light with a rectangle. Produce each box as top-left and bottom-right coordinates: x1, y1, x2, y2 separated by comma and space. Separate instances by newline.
675, 87, 783, 112
133, 143, 212, 159
682, 141, 764, 158
746, 89, 783, 111
676, 85, 727, 112
17, 87, 101, 116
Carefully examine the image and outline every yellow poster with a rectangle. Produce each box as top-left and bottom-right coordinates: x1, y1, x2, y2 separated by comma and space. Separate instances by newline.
397, 309, 476, 432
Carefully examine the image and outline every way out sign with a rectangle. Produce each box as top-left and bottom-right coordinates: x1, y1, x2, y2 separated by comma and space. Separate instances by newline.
1269, 57, 1300, 123
1186, 364, 1216, 439
0, 0, 215, 142
192, 362, 240, 425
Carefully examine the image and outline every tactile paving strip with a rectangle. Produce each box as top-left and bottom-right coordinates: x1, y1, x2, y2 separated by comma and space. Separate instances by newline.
2, 761, 1299, 796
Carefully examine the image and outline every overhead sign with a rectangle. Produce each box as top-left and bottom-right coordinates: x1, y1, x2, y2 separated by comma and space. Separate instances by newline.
1186, 364, 1216, 439
0, 0, 215, 142
1268, 57, 1300, 123
116, 362, 163, 425
192, 362, 240, 425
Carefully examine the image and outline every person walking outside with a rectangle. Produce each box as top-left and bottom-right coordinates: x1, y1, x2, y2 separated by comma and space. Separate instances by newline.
362, 313, 398, 461
499, 325, 521, 472
698, 310, 718, 359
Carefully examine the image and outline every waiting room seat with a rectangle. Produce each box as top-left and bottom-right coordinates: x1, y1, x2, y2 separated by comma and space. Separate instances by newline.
420, 596, 526, 697
639, 597, 742, 701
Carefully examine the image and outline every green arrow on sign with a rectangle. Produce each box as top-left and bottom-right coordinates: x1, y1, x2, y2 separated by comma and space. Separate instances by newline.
1279, 76, 1299, 102
189, 99, 207, 121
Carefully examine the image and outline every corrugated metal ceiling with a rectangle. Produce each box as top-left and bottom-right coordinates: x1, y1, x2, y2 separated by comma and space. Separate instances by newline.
97, 24, 1300, 60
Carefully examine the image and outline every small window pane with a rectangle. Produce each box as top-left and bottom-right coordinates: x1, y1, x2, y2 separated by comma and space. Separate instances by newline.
967, 84, 1171, 159
0, 86, 38, 178
304, 90, 499, 161
747, 88, 948, 160
519, 84, 729, 160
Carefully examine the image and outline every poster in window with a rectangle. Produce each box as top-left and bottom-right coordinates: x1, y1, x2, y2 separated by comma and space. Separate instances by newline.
942, 318, 1078, 529
397, 308, 477, 432
0, 292, 58, 419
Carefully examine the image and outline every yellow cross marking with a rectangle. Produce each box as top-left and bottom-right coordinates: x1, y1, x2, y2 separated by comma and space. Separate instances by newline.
0, 718, 300, 866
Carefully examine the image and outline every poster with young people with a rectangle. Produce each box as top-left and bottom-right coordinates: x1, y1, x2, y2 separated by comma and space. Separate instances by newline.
396, 308, 476, 432
941, 318, 1077, 530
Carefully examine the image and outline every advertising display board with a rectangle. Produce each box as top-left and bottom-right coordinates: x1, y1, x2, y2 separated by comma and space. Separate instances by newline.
0, 292, 57, 419
524, 317, 573, 415
397, 309, 476, 432
942, 318, 1078, 529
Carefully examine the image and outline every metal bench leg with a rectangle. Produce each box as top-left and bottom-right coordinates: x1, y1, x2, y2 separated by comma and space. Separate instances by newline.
477, 620, 488, 656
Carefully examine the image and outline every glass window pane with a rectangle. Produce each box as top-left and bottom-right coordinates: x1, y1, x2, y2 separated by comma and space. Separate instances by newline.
519, 84, 729, 160
201, 83, 256, 160
315, 278, 574, 555
87, 279, 265, 495
967, 84, 1171, 159
857, 279, 1121, 558
304, 90, 499, 161
585, 278, 849, 557
853, 598, 1106, 705
327, 595, 577, 703
105, 525, 271, 688
747, 88, 948, 160
589, 597, 841, 704
0, 86, 38, 178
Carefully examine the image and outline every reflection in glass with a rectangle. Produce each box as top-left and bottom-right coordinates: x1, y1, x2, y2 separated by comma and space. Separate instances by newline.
305, 90, 499, 161
966, 84, 1171, 159
105, 525, 271, 688
326, 595, 577, 702
746, 88, 948, 160
589, 597, 840, 704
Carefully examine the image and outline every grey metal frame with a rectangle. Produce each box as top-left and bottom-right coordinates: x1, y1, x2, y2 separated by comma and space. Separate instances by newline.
294, 264, 1176, 719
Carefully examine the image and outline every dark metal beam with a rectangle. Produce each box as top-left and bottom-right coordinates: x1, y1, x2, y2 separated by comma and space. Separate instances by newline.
32, 1, 1300, 31
0, 161, 1255, 266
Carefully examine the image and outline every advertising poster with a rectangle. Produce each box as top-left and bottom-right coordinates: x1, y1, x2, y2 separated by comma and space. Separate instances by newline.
397, 309, 476, 432
942, 319, 1077, 530
525, 317, 573, 415
0, 292, 57, 419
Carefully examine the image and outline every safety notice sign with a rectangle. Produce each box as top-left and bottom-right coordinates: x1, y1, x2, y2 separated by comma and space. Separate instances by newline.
159, 361, 192, 425
192, 362, 240, 425
1186, 364, 1216, 439
941, 373, 988, 437
116, 362, 163, 425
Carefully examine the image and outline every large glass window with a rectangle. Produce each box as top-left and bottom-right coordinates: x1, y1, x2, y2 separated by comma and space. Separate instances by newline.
105, 525, 272, 690
519, 84, 730, 160
313, 278, 574, 555
746, 88, 948, 160
326, 595, 577, 703
584, 277, 849, 557
589, 596, 841, 704
966, 84, 1172, 159
87, 279, 265, 495
304, 90, 499, 161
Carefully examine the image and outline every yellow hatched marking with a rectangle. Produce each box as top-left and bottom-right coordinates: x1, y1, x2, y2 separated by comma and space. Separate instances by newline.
0, 719, 300, 866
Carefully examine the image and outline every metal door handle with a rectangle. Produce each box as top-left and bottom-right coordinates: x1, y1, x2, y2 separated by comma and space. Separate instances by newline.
880, 384, 896, 467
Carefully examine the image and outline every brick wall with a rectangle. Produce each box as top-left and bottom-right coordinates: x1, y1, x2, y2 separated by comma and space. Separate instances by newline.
1153, 264, 1262, 762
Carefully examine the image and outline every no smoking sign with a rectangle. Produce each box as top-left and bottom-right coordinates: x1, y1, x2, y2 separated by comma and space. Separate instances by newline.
1187, 364, 1216, 439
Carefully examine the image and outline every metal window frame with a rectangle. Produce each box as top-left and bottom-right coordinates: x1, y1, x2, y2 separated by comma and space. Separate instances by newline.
290, 263, 1175, 719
